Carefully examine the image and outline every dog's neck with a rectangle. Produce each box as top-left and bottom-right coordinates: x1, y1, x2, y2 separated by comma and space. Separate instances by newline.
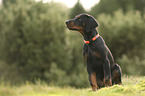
83, 29, 98, 41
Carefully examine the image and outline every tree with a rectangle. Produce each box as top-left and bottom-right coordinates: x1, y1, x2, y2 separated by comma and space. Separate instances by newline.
0, 0, 89, 87
97, 9, 145, 75
69, 0, 86, 18
98, 9, 145, 59
90, 0, 145, 16
0, 0, 68, 83
3, 0, 33, 6
90, 0, 120, 16
3, 0, 17, 5
118, 0, 145, 13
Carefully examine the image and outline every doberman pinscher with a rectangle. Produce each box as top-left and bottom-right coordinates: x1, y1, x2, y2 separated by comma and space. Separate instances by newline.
65, 14, 122, 91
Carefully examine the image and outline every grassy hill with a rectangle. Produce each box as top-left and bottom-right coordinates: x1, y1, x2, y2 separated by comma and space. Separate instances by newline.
1, 75, 145, 96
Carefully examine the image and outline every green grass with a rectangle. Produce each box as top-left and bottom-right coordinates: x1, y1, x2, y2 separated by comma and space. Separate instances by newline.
1, 75, 145, 96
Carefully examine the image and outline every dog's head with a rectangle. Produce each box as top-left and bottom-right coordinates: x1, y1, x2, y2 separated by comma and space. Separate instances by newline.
65, 14, 99, 35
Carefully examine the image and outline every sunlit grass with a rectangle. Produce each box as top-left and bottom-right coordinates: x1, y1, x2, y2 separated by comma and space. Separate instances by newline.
0, 75, 145, 96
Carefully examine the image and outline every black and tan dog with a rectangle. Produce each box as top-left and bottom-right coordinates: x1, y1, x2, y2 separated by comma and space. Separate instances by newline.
65, 14, 122, 91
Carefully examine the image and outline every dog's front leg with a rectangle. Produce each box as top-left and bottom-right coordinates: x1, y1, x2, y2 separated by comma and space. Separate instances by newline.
90, 72, 98, 91
86, 62, 98, 90
87, 64, 98, 91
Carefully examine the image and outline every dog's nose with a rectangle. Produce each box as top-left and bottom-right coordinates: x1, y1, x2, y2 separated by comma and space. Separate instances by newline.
65, 20, 69, 24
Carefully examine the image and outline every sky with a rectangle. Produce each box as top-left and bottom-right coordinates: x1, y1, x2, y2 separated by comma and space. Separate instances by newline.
36, 0, 100, 10
0, 0, 100, 10
0, 0, 1, 5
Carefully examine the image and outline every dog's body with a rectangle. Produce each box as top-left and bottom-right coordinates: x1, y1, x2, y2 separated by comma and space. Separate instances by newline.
66, 14, 122, 90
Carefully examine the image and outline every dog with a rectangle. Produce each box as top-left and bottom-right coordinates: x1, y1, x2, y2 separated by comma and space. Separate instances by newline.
65, 14, 122, 91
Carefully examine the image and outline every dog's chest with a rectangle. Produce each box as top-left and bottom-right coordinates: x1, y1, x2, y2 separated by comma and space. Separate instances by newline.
83, 44, 102, 65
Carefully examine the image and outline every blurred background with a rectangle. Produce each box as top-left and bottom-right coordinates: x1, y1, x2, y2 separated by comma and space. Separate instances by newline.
0, 0, 144, 88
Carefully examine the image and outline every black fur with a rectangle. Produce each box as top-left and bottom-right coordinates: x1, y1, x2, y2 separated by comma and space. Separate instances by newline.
66, 14, 122, 90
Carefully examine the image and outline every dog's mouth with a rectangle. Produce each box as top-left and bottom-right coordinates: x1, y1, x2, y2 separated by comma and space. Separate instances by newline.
68, 27, 78, 30
66, 25, 78, 31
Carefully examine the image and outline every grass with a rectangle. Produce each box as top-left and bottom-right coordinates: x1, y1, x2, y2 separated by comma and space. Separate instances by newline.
1, 75, 145, 96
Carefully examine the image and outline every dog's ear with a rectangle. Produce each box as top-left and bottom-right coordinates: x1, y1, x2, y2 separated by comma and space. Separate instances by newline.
84, 16, 98, 32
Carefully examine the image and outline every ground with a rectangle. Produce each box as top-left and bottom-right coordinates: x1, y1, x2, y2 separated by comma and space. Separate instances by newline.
1, 75, 145, 96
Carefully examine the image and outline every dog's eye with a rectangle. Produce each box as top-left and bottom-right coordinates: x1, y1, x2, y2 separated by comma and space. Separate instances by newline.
78, 18, 82, 21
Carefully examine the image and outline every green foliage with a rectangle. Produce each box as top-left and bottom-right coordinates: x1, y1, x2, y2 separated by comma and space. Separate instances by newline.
0, 0, 89, 87
97, 9, 145, 59
118, 55, 145, 75
90, 0, 145, 16
90, 0, 120, 15
118, 0, 145, 13
69, 0, 86, 18
3, 0, 33, 6
3, 0, 17, 6
97, 10, 145, 75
